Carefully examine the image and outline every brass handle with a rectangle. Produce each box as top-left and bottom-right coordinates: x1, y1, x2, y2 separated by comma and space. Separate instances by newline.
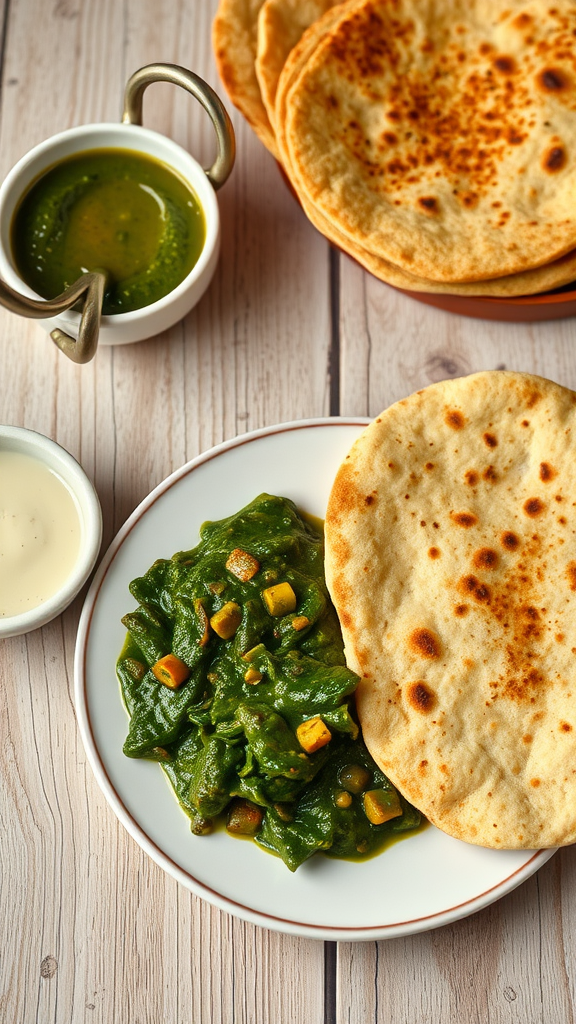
0, 272, 107, 364
122, 63, 236, 190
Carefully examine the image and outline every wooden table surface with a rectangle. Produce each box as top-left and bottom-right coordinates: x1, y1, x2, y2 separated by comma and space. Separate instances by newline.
2, 1, 576, 1021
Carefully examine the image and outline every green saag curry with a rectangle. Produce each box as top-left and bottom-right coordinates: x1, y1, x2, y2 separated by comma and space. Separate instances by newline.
117, 494, 420, 870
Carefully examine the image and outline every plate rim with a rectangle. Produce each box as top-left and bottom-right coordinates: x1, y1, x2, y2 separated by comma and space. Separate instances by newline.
74, 416, 555, 941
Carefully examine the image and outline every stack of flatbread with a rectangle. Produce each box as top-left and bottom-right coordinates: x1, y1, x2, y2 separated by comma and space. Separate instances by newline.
213, 0, 576, 296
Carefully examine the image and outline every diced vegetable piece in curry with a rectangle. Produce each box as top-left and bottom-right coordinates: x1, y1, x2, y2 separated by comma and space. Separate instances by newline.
226, 798, 264, 835
296, 716, 332, 753
151, 653, 190, 689
262, 581, 297, 616
194, 598, 210, 646
363, 788, 403, 825
210, 601, 242, 639
242, 645, 260, 662
339, 764, 372, 794
292, 615, 310, 631
191, 816, 214, 836
244, 666, 263, 685
335, 790, 353, 809
226, 547, 260, 581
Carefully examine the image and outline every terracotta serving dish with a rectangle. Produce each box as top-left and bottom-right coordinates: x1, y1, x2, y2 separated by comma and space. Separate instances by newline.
399, 282, 576, 322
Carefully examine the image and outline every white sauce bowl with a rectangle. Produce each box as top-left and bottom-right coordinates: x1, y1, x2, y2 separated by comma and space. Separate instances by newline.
0, 425, 102, 637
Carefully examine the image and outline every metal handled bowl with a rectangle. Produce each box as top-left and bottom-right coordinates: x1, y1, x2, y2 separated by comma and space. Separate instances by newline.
0, 63, 235, 362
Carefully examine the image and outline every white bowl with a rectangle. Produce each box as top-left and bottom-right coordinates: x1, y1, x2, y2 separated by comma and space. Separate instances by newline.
0, 123, 222, 346
0, 425, 102, 638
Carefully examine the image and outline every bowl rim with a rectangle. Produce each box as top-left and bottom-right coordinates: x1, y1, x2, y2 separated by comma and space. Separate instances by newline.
0, 425, 102, 637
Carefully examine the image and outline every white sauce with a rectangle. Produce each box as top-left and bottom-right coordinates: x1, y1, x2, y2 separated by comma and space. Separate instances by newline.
0, 450, 82, 618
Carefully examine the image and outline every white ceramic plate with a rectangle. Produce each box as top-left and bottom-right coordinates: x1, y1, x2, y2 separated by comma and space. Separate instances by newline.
75, 419, 554, 941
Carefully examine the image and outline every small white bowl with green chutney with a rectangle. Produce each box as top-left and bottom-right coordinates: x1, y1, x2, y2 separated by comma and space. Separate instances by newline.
0, 64, 235, 351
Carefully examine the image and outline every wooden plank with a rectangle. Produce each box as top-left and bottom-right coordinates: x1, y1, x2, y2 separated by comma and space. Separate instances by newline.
336, 255, 576, 1022
0, 0, 329, 1021
339, 257, 576, 417
337, 855, 576, 1023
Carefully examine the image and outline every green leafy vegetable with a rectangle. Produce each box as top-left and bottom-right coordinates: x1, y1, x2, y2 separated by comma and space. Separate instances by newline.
117, 494, 420, 869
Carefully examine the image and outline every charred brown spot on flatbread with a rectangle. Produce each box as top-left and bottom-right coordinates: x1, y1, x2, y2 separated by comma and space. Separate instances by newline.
465, 470, 479, 485
495, 599, 547, 703
409, 627, 441, 658
525, 389, 542, 408
407, 681, 436, 713
539, 462, 557, 482
512, 12, 532, 29
418, 196, 439, 214
450, 511, 478, 527
459, 575, 491, 603
567, 562, 576, 591
542, 145, 567, 173
501, 530, 520, 550
523, 497, 545, 517
445, 410, 465, 429
483, 465, 498, 482
473, 547, 498, 569
560, 721, 573, 732
454, 603, 469, 616
326, 462, 363, 527
483, 432, 498, 448
536, 67, 571, 92
494, 55, 516, 74
428, 546, 441, 559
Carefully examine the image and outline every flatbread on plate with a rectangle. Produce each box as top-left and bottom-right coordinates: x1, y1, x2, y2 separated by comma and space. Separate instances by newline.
326, 371, 576, 848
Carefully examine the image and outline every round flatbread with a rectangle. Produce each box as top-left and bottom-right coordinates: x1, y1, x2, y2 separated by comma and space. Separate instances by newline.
284, 0, 576, 282
325, 371, 576, 849
293, 165, 576, 296
213, 0, 279, 157
255, 0, 341, 128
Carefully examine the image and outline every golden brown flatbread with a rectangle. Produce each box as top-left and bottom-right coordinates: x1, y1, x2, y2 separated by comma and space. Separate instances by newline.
284, 0, 576, 282
213, 0, 279, 157
325, 372, 576, 848
255, 0, 340, 129
292, 164, 576, 296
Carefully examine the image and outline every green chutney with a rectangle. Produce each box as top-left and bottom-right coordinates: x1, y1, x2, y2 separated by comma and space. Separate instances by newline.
11, 148, 205, 315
